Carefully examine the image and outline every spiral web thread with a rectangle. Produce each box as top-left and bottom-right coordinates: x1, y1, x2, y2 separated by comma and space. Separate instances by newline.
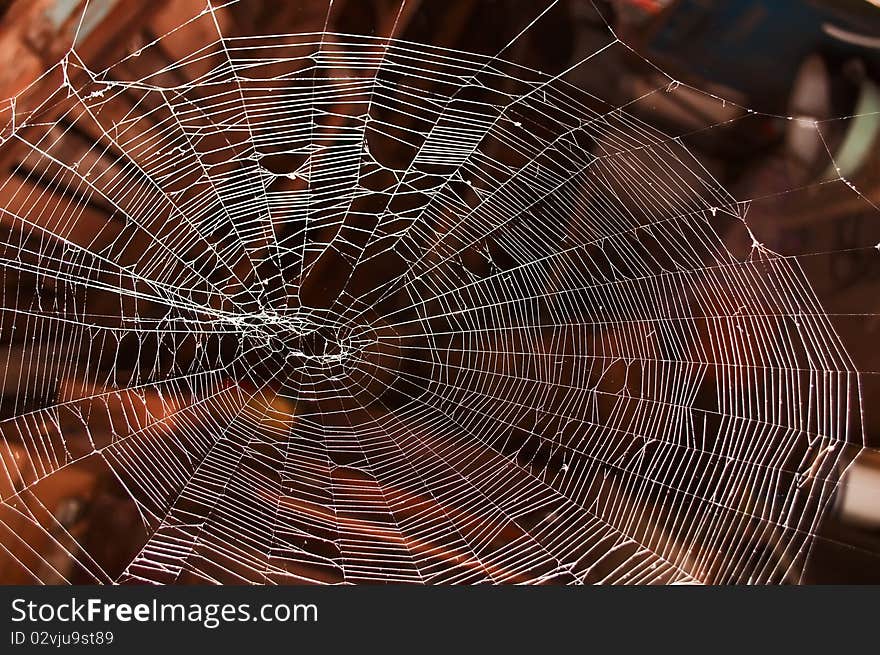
0, 1, 867, 584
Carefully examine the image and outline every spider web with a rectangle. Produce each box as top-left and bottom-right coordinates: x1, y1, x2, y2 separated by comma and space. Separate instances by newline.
0, 0, 867, 584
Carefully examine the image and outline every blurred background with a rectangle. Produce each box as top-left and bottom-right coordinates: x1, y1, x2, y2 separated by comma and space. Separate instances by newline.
0, 0, 879, 584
